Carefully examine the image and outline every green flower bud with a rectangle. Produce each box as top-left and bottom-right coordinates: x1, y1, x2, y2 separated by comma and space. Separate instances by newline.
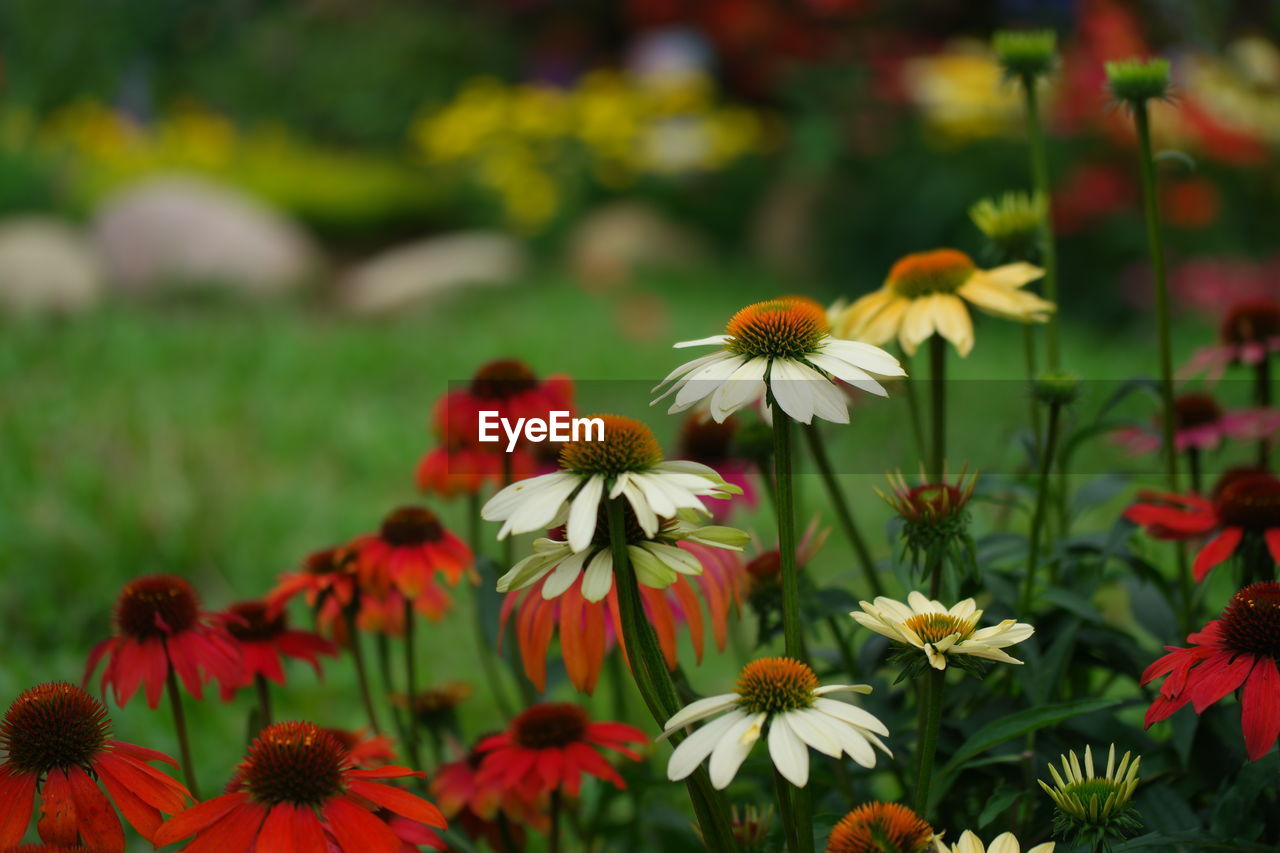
1105, 57, 1172, 106
1034, 370, 1081, 407
993, 29, 1058, 80
970, 191, 1047, 262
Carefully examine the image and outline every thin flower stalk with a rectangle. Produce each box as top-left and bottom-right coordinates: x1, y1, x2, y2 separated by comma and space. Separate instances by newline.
803, 423, 883, 597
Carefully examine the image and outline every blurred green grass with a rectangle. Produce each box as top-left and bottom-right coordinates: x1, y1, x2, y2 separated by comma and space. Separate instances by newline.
0, 267, 1221, 797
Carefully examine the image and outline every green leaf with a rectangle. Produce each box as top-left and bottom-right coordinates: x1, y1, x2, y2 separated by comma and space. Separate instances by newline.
977, 786, 1021, 829
939, 697, 1122, 779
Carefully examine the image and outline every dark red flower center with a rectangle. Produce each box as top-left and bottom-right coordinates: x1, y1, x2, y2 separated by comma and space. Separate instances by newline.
226, 601, 287, 642
1, 682, 109, 774
1211, 467, 1270, 500
115, 574, 200, 639
511, 703, 588, 750
240, 721, 348, 806
1171, 392, 1223, 430
1220, 582, 1280, 661
559, 415, 663, 475
379, 507, 445, 547
470, 359, 539, 399
745, 550, 782, 586
304, 547, 350, 576
826, 801, 935, 853
6, 846, 97, 853
1215, 474, 1280, 530
679, 415, 738, 464
1220, 299, 1280, 346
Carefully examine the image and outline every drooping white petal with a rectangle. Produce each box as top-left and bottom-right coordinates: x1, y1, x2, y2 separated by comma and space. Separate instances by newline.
671, 354, 746, 411
628, 544, 679, 588
811, 698, 890, 737
580, 549, 614, 602
818, 338, 907, 377
666, 710, 745, 781
673, 335, 732, 349
541, 549, 592, 599
807, 351, 889, 397
707, 357, 768, 422
768, 358, 817, 424
767, 714, 810, 787
808, 373, 851, 424
661, 694, 742, 736
619, 479, 660, 536
499, 473, 584, 538
805, 708, 877, 767
781, 708, 841, 758
566, 475, 605, 553
708, 712, 766, 790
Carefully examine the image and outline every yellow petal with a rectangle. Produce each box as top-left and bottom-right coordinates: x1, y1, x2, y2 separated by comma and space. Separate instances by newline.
833, 288, 894, 339
899, 296, 937, 355
931, 293, 974, 357
983, 261, 1044, 289
959, 274, 1055, 322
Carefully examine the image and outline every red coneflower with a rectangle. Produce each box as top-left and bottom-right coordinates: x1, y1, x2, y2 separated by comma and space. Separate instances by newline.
416, 443, 534, 499
432, 745, 544, 851
437, 360, 574, 453
1142, 582, 1280, 761
83, 575, 241, 709
268, 547, 359, 630
153, 721, 446, 852
476, 704, 645, 798
325, 728, 397, 769
1124, 471, 1280, 581
216, 600, 338, 701
352, 506, 472, 604
0, 683, 189, 851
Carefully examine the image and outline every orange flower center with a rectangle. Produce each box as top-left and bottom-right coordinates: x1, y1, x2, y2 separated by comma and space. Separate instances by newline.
887, 249, 976, 299
1220, 582, 1280, 661
241, 721, 347, 806
724, 297, 828, 358
1, 682, 109, 774
511, 703, 589, 750
680, 414, 738, 464
1215, 474, 1280, 530
470, 359, 539, 399
115, 574, 200, 639
735, 657, 818, 713
1220, 299, 1280, 346
903, 612, 975, 646
1171, 392, 1222, 431
825, 802, 935, 853
379, 506, 445, 546
559, 414, 663, 475
226, 601, 287, 642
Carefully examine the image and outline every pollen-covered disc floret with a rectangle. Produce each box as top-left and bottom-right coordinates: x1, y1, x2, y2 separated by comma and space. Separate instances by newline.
115, 574, 200, 639
559, 415, 663, 475
825, 801, 935, 853
735, 658, 818, 714
1, 682, 108, 774
511, 703, 589, 750
851, 592, 1034, 672
1215, 473, 1280, 531
1220, 582, 1280, 660
888, 250, 977, 298
663, 657, 889, 789
1039, 744, 1142, 844
239, 721, 348, 807
379, 506, 446, 546
723, 298, 829, 359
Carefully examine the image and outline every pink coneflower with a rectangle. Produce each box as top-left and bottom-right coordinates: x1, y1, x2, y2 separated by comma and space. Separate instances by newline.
1113, 392, 1280, 454
1183, 298, 1280, 380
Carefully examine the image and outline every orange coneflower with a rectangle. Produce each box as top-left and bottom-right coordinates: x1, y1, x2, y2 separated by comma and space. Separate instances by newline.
153, 721, 446, 852
215, 600, 338, 701
824, 802, 935, 853
352, 506, 473, 605
84, 575, 241, 709
0, 683, 189, 851
476, 704, 645, 798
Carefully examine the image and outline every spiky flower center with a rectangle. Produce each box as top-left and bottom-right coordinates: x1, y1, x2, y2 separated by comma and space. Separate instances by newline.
887, 249, 976, 299
1215, 474, 1280, 530
1063, 778, 1125, 810
115, 574, 200, 639
470, 359, 538, 399
1220, 582, 1280, 660
1, 683, 109, 774
1171, 392, 1222, 430
826, 801, 935, 853
724, 298, 827, 358
379, 506, 445, 546
559, 414, 662, 475
241, 721, 348, 807
735, 657, 817, 713
225, 601, 287, 642
1221, 299, 1280, 346
511, 703, 589, 749
680, 414, 738, 464
902, 484, 968, 523
903, 612, 976, 646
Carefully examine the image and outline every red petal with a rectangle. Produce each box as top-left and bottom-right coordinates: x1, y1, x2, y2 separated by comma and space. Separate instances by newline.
95, 751, 189, 814
106, 738, 180, 768
345, 766, 425, 781
37, 769, 79, 846
181, 801, 268, 853
1188, 652, 1254, 712
345, 780, 447, 829
1193, 527, 1243, 581
153, 792, 251, 846
0, 768, 38, 847
95, 759, 165, 841
564, 742, 625, 792
256, 803, 327, 853
322, 796, 402, 853
66, 766, 125, 853
1265, 528, 1280, 565
1241, 656, 1280, 762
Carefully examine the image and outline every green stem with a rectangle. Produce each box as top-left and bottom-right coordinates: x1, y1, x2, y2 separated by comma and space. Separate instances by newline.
606, 498, 739, 853
342, 608, 382, 734
1021, 400, 1063, 612
773, 769, 803, 853
826, 615, 859, 682
402, 600, 423, 770
1020, 73, 1060, 370
912, 667, 946, 818
1187, 447, 1203, 497
549, 789, 562, 853
929, 335, 947, 477
254, 673, 273, 728
804, 424, 883, 597
771, 410, 804, 660
1023, 325, 1042, 455
164, 660, 201, 800
1256, 357, 1272, 468
466, 494, 515, 719
901, 350, 928, 466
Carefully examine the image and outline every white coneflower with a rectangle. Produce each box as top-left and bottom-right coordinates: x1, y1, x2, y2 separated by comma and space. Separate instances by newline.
481, 414, 739, 553
850, 591, 1034, 671
661, 657, 891, 789
652, 296, 905, 425
497, 508, 748, 602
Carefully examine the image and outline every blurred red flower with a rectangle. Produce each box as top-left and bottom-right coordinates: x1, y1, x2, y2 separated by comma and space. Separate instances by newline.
215, 600, 338, 700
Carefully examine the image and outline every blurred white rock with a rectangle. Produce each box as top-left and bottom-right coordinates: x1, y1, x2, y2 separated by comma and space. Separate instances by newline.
92, 175, 319, 296
337, 231, 527, 316
567, 201, 707, 291
0, 216, 104, 316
